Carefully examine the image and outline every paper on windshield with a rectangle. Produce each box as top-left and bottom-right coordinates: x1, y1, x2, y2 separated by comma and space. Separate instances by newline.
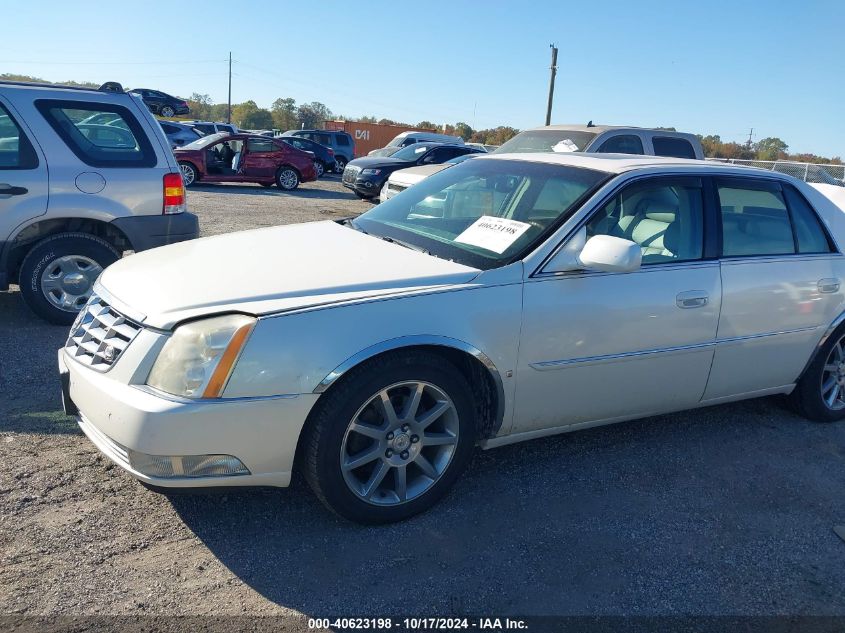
552, 139, 579, 153
454, 216, 532, 254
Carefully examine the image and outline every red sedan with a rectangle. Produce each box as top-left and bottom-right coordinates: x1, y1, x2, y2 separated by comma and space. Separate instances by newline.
175, 133, 317, 190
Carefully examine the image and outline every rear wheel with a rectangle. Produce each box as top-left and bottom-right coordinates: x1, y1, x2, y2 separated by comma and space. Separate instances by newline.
276, 167, 300, 191
790, 324, 845, 422
160, 106, 175, 118
179, 162, 197, 187
19, 233, 120, 325
334, 157, 347, 173
301, 351, 476, 524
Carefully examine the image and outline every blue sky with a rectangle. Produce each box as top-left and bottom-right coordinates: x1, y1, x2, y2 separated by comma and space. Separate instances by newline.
5, 0, 843, 156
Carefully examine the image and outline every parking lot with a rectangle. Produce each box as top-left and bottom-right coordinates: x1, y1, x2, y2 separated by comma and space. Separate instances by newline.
1, 175, 844, 618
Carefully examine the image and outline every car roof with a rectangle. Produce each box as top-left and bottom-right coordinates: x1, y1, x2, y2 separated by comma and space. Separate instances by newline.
478, 152, 800, 179
525, 124, 693, 136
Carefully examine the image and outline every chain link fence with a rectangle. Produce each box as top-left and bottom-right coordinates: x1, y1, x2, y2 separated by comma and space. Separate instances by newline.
707, 158, 845, 186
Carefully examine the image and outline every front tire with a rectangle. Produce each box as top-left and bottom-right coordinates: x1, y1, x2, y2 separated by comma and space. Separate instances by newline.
314, 160, 325, 178
301, 351, 476, 524
19, 233, 120, 325
160, 106, 175, 118
276, 167, 300, 191
791, 324, 845, 422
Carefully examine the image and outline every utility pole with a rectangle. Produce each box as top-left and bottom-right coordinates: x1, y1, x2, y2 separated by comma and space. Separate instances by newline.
545, 44, 558, 126
227, 52, 232, 124
746, 127, 754, 148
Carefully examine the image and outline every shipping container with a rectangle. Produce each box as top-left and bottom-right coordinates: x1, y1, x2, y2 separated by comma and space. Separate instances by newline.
323, 120, 438, 158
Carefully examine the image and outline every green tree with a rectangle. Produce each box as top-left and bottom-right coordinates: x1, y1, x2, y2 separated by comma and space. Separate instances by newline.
241, 108, 274, 129
454, 122, 473, 141
754, 137, 788, 161
186, 93, 213, 120
416, 121, 438, 130
271, 97, 297, 131
297, 102, 333, 129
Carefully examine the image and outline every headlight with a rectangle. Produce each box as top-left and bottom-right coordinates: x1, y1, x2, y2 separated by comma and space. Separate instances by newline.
147, 314, 256, 399
361, 168, 382, 176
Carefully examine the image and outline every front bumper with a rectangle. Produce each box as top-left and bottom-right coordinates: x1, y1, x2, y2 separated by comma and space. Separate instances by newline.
110, 212, 199, 253
59, 349, 319, 488
343, 175, 385, 197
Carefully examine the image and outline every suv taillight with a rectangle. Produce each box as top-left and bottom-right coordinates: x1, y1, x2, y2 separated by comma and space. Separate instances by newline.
163, 173, 186, 215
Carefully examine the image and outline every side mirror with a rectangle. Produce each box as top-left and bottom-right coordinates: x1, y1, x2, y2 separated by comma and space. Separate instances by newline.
577, 235, 642, 272
544, 229, 641, 273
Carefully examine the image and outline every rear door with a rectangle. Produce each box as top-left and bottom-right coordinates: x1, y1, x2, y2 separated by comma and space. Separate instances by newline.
703, 177, 843, 399
241, 137, 279, 180
0, 96, 48, 260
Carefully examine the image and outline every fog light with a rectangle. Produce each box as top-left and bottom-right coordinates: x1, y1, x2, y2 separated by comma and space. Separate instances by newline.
128, 451, 250, 478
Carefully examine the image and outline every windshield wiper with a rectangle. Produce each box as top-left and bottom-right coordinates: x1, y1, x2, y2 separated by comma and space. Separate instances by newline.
338, 216, 367, 234
377, 235, 430, 255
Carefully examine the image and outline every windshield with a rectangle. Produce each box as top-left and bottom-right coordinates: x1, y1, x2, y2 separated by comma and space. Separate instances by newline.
494, 129, 598, 154
387, 134, 410, 147
391, 143, 438, 161
354, 159, 608, 270
180, 132, 227, 150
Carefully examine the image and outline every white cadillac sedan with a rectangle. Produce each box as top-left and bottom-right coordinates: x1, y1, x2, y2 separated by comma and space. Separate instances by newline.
59, 153, 845, 524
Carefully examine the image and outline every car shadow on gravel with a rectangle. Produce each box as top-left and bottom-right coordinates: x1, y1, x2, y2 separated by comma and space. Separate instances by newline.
170, 399, 845, 615
0, 289, 73, 435
190, 183, 355, 200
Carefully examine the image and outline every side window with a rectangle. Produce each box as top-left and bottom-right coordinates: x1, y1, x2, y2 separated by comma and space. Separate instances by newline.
422, 147, 451, 163
160, 123, 177, 134
597, 135, 644, 155
247, 138, 275, 152
315, 133, 331, 146
718, 181, 794, 256
335, 134, 350, 146
783, 185, 833, 254
195, 124, 214, 135
585, 180, 704, 264
652, 137, 696, 159
35, 100, 155, 168
0, 104, 38, 169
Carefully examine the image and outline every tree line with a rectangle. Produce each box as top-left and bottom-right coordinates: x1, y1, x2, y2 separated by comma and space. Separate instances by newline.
3, 74, 840, 164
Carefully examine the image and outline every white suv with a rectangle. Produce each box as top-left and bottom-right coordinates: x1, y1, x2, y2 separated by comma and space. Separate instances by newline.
0, 80, 198, 324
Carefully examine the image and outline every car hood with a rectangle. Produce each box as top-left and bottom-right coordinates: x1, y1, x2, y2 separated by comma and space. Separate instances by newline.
389, 164, 451, 187
97, 221, 480, 329
348, 156, 412, 170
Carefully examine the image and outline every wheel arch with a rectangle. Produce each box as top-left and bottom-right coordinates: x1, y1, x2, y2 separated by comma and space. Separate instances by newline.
796, 308, 845, 382
313, 335, 505, 439
2, 217, 132, 284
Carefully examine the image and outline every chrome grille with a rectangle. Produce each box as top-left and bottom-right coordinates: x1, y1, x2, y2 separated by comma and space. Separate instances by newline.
342, 165, 361, 185
65, 295, 142, 371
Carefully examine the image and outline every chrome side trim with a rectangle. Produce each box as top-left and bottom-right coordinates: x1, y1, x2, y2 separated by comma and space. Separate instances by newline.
530, 326, 819, 371
313, 335, 506, 433
134, 384, 300, 404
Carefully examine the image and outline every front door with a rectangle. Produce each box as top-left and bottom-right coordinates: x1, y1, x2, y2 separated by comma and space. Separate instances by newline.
513, 176, 721, 434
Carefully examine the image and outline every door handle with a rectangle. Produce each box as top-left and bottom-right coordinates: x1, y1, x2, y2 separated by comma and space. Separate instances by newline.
676, 290, 709, 309
818, 278, 840, 294
0, 184, 28, 197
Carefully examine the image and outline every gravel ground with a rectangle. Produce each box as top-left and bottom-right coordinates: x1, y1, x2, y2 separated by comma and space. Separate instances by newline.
1, 176, 844, 620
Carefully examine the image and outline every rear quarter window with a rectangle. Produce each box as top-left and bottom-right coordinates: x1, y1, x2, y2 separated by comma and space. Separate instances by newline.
335, 133, 350, 146
35, 99, 156, 168
652, 136, 696, 159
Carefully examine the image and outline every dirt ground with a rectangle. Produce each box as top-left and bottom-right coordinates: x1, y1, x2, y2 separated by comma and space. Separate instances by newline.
1, 176, 844, 622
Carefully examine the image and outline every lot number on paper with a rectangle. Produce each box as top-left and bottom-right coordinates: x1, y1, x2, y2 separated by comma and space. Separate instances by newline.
455, 216, 532, 254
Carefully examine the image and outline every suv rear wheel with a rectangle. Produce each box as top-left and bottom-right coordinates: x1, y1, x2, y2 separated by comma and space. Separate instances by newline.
19, 233, 120, 325
334, 157, 347, 173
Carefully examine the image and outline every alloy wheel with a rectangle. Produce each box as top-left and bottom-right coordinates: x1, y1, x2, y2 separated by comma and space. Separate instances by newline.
340, 381, 460, 506
821, 336, 845, 410
278, 169, 298, 190
314, 161, 324, 177
161, 106, 175, 117
40, 255, 102, 312
179, 163, 196, 185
